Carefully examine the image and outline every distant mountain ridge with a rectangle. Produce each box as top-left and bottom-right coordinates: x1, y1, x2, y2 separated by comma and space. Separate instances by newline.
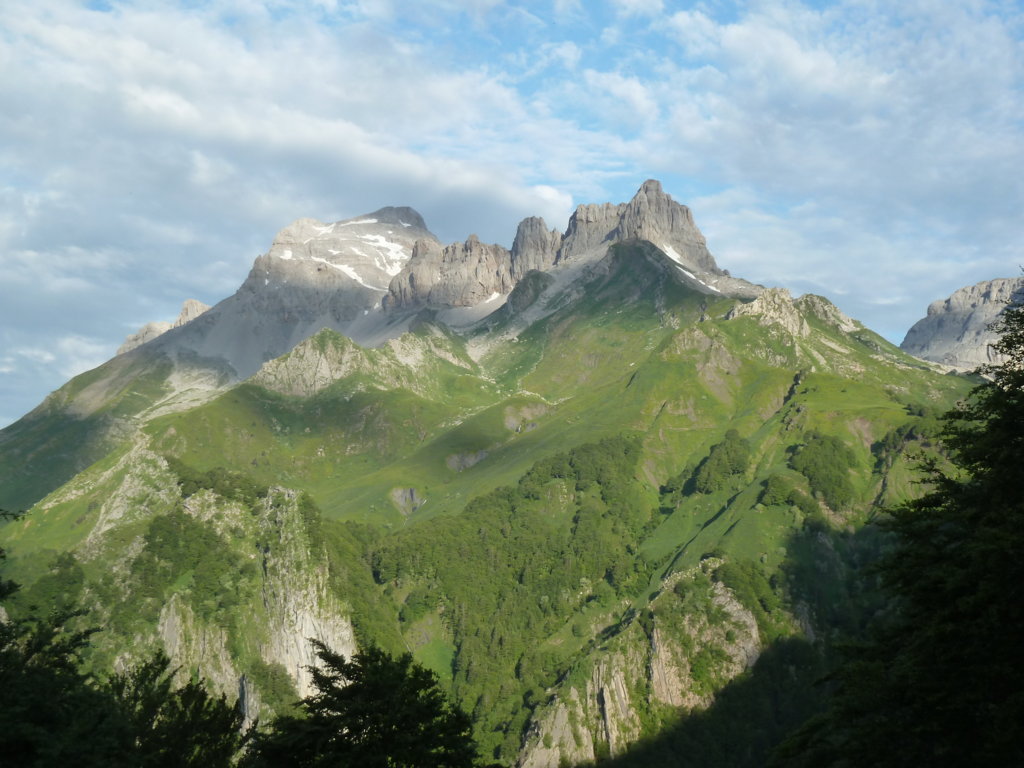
114, 180, 758, 384
0, 179, 980, 767
900, 277, 1024, 370
2, 180, 763, 512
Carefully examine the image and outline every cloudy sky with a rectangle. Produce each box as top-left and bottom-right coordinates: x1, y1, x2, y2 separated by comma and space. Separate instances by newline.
1, 0, 1022, 426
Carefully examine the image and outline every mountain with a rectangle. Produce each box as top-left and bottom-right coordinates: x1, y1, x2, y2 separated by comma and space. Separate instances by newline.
0, 181, 756, 513
900, 277, 1024, 370
0, 182, 975, 767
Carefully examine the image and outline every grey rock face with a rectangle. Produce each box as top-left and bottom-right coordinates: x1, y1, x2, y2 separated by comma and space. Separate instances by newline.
261, 207, 434, 295
727, 287, 810, 338
617, 179, 720, 274
558, 201, 622, 262
176, 299, 210, 326
383, 179, 750, 313
900, 278, 1024, 370
119, 321, 173, 355
384, 234, 515, 310
510, 216, 560, 279
503, 270, 556, 317
146, 208, 437, 381
559, 180, 720, 275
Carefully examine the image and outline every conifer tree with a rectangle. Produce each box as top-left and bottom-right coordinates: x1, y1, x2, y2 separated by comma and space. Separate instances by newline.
244, 641, 481, 768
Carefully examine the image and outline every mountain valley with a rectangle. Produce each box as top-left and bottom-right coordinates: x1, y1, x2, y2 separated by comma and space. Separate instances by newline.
0, 181, 992, 766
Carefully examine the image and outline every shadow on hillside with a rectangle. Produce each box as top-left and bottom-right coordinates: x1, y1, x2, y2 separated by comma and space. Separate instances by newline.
587, 510, 889, 768
588, 637, 825, 768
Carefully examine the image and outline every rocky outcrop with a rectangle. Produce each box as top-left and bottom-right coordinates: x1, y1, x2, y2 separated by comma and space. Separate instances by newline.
171, 489, 356, 704
795, 294, 859, 333
727, 287, 810, 338
901, 278, 1024, 370
118, 299, 211, 354
390, 486, 425, 516
590, 650, 645, 756
257, 488, 357, 698
511, 217, 561, 279
518, 688, 595, 768
649, 625, 689, 707
159, 595, 251, 715
559, 180, 719, 276
500, 271, 556, 320
518, 570, 761, 767
384, 235, 515, 309
62, 449, 357, 723
249, 326, 474, 399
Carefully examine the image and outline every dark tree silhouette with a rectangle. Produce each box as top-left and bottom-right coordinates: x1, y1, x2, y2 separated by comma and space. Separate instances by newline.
107, 651, 245, 767
244, 641, 480, 768
1, 509, 244, 767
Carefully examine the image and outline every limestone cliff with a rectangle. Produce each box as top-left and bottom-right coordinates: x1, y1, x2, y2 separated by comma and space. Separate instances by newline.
901, 277, 1024, 370
384, 235, 515, 310
727, 287, 811, 338
518, 567, 761, 767
25, 441, 358, 723
384, 180, 758, 314
511, 216, 561, 279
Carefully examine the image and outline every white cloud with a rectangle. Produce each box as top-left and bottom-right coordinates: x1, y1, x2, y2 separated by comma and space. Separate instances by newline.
581, 70, 660, 127
12, 347, 56, 365
0, 0, 1022, 424
666, 10, 719, 56
610, 0, 664, 17
549, 40, 582, 70
552, 0, 582, 18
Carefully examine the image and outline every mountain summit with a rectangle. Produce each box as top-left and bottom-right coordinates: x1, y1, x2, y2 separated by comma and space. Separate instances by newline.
383, 179, 759, 312
901, 277, 1024, 370
2, 180, 763, 510
114, 180, 762, 393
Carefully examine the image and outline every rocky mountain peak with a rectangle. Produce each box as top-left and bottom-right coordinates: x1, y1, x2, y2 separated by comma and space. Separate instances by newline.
117, 298, 211, 355
366, 205, 429, 230
623, 178, 671, 217
511, 216, 560, 280
176, 298, 210, 326
901, 277, 1024, 370
726, 287, 810, 338
380, 180, 759, 313
557, 180, 721, 277
100, 181, 763, 410
384, 233, 514, 310
131, 210, 442, 383
616, 179, 719, 274
246, 208, 439, 304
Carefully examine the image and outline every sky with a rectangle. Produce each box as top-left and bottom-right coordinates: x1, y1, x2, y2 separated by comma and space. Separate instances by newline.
1, 0, 1022, 427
